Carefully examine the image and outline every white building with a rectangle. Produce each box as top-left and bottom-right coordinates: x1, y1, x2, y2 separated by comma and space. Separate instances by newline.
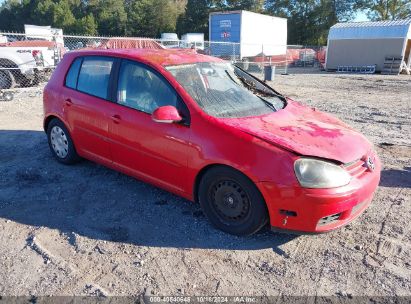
326, 20, 411, 73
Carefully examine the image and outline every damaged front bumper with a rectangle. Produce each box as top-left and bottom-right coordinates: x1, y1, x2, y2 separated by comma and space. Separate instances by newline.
257, 154, 381, 234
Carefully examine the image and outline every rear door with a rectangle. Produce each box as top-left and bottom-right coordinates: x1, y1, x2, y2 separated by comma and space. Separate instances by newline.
62, 56, 116, 164
108, 59, 192, 193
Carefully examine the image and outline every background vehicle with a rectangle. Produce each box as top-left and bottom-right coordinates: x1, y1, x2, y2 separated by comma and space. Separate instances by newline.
0, 45, 44, 89
0, 25, 66, 89
4, 39, 64, 68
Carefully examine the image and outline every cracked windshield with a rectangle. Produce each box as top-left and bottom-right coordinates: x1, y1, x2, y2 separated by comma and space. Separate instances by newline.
166, 62, 285, 118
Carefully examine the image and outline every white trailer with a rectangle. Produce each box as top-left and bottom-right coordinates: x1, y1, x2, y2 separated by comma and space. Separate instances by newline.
209, 10, 287, 59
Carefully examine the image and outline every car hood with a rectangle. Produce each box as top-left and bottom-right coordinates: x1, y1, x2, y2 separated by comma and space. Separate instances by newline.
219, 99, 371, 164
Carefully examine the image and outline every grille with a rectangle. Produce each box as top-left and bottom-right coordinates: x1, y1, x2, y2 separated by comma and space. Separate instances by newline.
317, 213, 342, 226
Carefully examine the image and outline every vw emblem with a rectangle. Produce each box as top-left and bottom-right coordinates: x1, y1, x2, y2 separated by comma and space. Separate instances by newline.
366, 156, 375, 171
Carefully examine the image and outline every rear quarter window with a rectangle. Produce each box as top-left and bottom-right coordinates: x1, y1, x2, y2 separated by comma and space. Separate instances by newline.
77, 57, 114, 99
65, 57, 82, 89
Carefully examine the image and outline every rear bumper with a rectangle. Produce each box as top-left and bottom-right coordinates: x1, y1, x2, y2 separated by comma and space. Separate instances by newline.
258, 155, 381, 233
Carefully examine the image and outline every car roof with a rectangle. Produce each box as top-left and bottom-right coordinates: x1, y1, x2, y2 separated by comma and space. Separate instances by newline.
68, 48, 224, 66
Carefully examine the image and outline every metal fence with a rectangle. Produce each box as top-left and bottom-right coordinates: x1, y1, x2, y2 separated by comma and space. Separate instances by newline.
0, 32, 326, 100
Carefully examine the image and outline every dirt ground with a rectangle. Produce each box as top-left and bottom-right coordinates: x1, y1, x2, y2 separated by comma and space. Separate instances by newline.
0, 70, 410, 298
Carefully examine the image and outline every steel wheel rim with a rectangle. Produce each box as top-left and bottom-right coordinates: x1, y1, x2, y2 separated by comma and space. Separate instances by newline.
209, 179, 251, 224
50, 126, 69, 158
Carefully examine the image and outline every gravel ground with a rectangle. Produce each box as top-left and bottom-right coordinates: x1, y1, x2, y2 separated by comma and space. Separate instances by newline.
0, 70, 410, 298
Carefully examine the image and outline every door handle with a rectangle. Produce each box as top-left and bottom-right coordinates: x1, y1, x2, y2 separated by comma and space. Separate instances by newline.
111, 114, 121, 124
64, 98, 73, 106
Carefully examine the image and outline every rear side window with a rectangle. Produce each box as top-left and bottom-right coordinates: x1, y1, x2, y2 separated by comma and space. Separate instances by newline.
77, 57, 114, 99
65, 57, 82, 89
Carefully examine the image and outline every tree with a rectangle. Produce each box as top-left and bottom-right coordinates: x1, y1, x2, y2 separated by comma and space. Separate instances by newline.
226, 0, 265, 12
52, 0, 77, 30
266, 0, 358, 45
0, 0, 363, 44
33, 0, 55, 25
127, 0, 185, 37
0, 0, 26, 31
212, 0, 264, 12
87, 0, 127, 35
177, 0, 210, 36
0, 0, 98, 35
72, 14, 98, 35
357, 0, 411, 20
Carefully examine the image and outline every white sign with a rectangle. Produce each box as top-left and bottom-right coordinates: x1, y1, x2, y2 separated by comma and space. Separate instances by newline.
219, 20, 231, 28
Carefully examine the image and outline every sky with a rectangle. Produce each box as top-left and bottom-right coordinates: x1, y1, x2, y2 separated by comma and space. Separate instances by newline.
354, 11, 370, 22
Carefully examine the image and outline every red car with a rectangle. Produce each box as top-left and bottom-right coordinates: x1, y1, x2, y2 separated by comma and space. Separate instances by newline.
43, 49, 380, 236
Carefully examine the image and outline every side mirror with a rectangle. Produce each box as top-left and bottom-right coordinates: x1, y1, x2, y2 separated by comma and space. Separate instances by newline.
152, 105, 182, 124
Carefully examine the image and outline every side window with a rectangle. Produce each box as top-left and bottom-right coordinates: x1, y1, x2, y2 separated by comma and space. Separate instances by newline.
117, 60, 178, 114
77, 57, 114, 99
65, 57, 82, 89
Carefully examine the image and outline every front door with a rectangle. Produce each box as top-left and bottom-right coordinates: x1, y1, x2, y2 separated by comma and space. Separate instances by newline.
108, 60, 192, 193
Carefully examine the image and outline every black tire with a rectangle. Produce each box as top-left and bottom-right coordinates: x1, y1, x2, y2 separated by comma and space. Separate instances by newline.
32, 72, 42, 86
47, 118, 81, 165
0, 69, 16, 89
19, 75, 33, 87
198, 167, 268, 236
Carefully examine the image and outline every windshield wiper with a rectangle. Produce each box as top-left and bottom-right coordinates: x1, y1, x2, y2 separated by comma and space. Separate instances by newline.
256, 95, 278, 111
225, 70, 241, 86
225, 69, 279, 111
234, 70, 283, 99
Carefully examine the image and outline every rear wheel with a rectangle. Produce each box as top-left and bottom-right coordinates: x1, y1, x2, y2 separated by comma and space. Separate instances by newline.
47, 118, 80, 165
198, 167, 268, 236
0, 69, 16, 89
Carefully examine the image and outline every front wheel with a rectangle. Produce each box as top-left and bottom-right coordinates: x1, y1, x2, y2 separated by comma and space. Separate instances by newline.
47, 118, 81, 165
198, 167, 268, 236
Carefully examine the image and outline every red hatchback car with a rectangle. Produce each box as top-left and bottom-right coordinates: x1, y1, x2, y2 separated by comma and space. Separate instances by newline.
43, 49, 381, 236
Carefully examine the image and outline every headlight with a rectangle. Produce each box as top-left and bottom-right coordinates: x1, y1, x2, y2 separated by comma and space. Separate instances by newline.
294, 158, 351, 188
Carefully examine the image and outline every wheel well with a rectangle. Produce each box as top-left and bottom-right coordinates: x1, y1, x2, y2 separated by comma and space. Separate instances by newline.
0, 58, 21, 78
0, 58, 18, 68
43, 115, 59, 132
193, 164, 255, 203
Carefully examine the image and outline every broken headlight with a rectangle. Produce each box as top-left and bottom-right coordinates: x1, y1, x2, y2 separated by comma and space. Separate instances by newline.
294, 158, 351, 189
